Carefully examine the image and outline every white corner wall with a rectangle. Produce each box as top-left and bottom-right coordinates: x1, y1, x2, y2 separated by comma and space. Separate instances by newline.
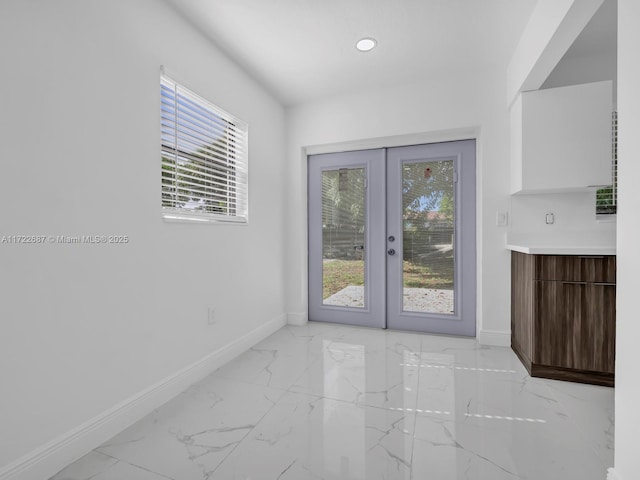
284, 69, 513, 346
0, 0, 287, 477
507, 0, 616, 255
542, 52, 617, 104
509, 192, 616, 247
506, 0, 604, 106
613, 2, 640, 479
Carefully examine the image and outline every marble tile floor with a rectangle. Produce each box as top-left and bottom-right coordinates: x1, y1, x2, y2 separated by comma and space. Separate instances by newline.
51, 322, 614, 480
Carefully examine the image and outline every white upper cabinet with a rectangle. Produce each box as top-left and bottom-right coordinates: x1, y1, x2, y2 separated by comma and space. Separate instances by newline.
510, 81, 613, 194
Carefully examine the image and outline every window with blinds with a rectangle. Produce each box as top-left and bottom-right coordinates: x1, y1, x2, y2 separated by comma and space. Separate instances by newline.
161, 75, 248, 223
596, 111, 617, 216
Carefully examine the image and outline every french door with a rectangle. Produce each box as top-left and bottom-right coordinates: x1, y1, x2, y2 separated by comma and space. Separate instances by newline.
308, 140, 476, 336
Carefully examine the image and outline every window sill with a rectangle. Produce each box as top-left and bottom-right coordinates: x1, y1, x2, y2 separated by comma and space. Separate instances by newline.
596, 214, 617, 223
162, 211, 248, 225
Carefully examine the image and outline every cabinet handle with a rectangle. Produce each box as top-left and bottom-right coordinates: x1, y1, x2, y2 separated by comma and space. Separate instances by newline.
579, 256, 605, 259
561, 281, 587, 285
592, 282, 616, 286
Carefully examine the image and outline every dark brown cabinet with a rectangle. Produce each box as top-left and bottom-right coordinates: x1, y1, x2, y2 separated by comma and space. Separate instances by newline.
511, 252, 615, 386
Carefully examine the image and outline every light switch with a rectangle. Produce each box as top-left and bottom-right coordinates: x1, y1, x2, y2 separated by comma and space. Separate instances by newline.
545, 213, 555, 225
496, 211, 508, 227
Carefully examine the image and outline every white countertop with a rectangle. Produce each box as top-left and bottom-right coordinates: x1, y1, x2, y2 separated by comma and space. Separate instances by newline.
505, 231, 616, 255
506, 243, 616, 255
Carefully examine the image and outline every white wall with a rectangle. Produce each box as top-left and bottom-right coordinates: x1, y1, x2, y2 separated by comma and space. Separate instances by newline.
285, 68, 513, 344
543, 52, 617, 104
613, 1, 640, 479
542, 0, 617, 104
506, 0, 603, 105
509, 192, 615, 246
507, 0, 616, 251
0, 0, 286, 474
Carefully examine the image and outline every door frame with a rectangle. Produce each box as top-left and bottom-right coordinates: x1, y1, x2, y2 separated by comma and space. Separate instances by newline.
303, 128, 480, 335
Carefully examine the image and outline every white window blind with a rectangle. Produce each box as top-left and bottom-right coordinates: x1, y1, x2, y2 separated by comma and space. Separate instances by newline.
596, 111, 617, 216
161, 75, 248, 223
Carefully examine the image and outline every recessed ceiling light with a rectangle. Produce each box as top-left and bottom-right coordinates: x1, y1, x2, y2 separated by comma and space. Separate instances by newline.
356, 37, 377, 52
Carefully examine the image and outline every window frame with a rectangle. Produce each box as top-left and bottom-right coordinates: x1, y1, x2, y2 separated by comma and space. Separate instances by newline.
160, 74, 249, 224
596, 110, 617, 219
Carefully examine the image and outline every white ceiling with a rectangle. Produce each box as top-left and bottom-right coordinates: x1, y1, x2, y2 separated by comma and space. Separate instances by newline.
164, 0, 539, 106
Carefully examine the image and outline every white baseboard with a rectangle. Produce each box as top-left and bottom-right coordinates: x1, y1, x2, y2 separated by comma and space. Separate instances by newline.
607, 467, 621, 480
0, 314, 287, 480
478, 329, 511, 347
287, 311, 308, 326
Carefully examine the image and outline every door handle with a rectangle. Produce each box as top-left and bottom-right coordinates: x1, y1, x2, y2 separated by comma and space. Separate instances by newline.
354, 245, 364, 250
387, 248, 396, 256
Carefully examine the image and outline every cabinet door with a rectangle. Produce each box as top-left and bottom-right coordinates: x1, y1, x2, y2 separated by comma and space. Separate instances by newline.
582, 284, 616, 373
511, 252, 535, 364
535, 281, 584, 369
536, 281, 616, 373
518, 81, 613, 193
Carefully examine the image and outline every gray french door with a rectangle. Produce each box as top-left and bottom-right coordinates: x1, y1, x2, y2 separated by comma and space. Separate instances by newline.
308, 140, 476, 336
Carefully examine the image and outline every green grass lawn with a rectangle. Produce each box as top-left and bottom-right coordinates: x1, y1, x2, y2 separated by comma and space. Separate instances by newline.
402, 259, 453, 289
322, 259, 453, 299
322, 259, 365, 300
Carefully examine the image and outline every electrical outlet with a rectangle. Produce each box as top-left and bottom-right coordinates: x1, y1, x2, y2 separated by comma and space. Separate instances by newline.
208, 307, 216, 325
545, 213, 555, 225
496, 211, 508, 227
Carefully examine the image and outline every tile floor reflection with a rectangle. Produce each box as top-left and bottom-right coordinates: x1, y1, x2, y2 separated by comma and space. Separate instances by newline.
51, 322, 614, 480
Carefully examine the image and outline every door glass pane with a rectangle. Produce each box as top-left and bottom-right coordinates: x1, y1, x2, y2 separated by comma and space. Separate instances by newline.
322, 168, 366, 308
402, 160, 455, 314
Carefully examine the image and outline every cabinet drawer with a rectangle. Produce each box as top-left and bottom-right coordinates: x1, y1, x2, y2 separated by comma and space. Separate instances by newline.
536, 255, 615, 283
